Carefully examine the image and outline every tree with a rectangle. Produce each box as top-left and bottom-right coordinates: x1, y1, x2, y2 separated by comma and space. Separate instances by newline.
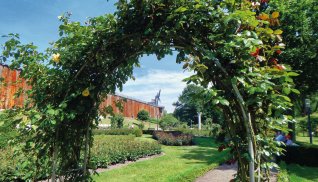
159, 114, 180, 130
173, 84, 223, 126
110, 114, 124, 128
137, 110, 150, 121
1, 0, 294, 181
271, 0, 318, 114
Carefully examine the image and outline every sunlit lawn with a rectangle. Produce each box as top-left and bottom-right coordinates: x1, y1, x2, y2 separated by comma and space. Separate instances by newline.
93, 135, 229, 182
280, 163, 318, 182
296, 136, 318, 146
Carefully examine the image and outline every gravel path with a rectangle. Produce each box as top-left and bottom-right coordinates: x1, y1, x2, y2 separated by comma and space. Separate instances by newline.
196, 163, 277, 182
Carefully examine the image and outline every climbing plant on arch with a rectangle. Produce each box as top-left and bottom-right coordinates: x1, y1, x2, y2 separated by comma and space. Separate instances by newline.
1, 0, 297, 181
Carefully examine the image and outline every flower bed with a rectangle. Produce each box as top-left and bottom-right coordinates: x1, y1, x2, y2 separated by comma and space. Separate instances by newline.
152, 131, 193, 146
91, 135, 161, 168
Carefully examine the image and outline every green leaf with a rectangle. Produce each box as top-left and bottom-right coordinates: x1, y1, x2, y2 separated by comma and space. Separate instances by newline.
175, 7, 188, 13
47, 109, 55, 115
287, 72, 299, 77
212, 99, 219, 105
291, 88, 300, 94
282, 87, 291, 95
219, 99, 229, 106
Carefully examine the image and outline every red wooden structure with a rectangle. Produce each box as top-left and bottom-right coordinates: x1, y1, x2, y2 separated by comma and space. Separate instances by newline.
0, 64, 163, 118
100, 94, 163, 119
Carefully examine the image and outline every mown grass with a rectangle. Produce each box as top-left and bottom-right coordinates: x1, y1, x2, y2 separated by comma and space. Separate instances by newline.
93, 135, 229, 182
296, 136, 318, 146
279, 162, 318, 182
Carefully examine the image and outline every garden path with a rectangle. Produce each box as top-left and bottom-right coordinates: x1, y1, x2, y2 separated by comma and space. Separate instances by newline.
196, 163, 278, 182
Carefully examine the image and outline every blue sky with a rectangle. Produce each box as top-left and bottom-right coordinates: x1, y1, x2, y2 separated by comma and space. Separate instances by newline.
0, 0, 191, 112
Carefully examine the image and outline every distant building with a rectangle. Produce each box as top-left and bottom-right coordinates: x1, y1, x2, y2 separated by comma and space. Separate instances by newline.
0, 64, 164, 118
100, 93, 164, 118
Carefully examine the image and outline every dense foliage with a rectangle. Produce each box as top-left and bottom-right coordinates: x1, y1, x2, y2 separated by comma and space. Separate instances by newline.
110, 114, 124, 128
91, 135, 161, 168
0, 112, 18, 149
153, 131, 193, 146
137, 110, 150, 121
0, 0, 295, 180
271, 0, 318, 114
159, 114, 180, 130
173, 84, 223, 126
176, 126, 222, 138
93, 128, 143, 137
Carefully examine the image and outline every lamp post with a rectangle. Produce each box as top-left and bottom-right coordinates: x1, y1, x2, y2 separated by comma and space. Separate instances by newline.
305, 98, 313, 144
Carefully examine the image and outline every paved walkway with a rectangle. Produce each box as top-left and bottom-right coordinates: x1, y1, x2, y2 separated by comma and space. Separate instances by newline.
196, 163, 277, 182
196, 163, 237, 182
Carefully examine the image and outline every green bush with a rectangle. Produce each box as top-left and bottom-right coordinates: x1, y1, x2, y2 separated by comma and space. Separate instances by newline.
175, 124, 222, 137
91, 135, 161, 168
148, 118, 158, 123
176, 128, 211, 137
277, 144, 318, 167
0, 112, 19, 149
0, 147, 18, 181
137, 110, 150, 121
159, 114, 180, 130
210, 123, 222, 137
138, 122, 145, 130
153, 131, 193, 146
110, 114, 124, 128
277, 162, 289, 182
93, 128, 143, 137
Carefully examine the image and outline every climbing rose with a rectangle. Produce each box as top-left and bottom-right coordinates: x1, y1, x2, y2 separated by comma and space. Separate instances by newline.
250, 48, 260, 57
272, 11, 280, 18
82, 88, 90, 97
52, 53, 60, 63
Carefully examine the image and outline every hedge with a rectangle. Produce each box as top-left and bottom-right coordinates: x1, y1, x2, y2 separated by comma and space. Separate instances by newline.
91, 135, 161, 168
277, 144, 318, 167
152, 131, 193, 146
93, 128, 143, 137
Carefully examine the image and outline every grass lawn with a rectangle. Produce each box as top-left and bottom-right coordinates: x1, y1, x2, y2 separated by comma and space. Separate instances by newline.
280, 163, 318, 182
93, 135, 229, 182
296, 136, 318, 146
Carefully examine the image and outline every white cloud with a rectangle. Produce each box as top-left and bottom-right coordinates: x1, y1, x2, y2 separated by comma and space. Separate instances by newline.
118, 69, 193, 113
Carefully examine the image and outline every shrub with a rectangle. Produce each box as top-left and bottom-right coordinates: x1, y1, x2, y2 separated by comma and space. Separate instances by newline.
159, 114, 180, 130
277, 162, 289, 182
149, 118, 158, 123
93, 128, 143, 137
210, 123, 222, 137
138, 122, 145, 130
110, 114, 124, 128
152, 131, 193, 146
175, 123, 222, 138
176, 128, 211, 137
133, 128, 143, 137
277, 144, 318, 167
91, 135, 161, 168
137, 110, 150, 121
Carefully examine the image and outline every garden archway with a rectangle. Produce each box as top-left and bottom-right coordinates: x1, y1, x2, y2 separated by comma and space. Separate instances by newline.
2, 1, 295, 181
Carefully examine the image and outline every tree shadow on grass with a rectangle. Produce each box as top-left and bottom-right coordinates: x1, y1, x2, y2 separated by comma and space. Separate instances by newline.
285, 163, 318, 181
179, 137, 229, 165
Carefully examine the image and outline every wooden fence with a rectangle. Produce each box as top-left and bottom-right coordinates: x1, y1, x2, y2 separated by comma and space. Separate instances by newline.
0, 64, 163, 118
